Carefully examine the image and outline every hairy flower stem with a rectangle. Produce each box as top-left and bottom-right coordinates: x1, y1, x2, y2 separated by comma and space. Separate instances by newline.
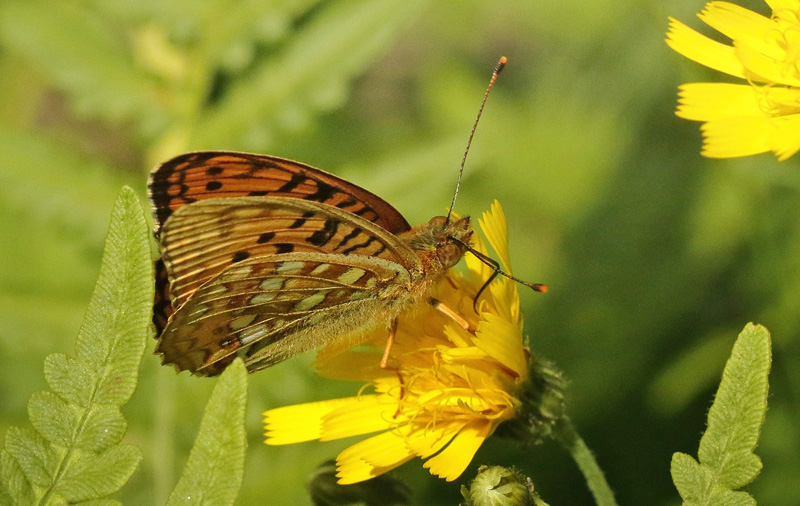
552, 418, 618, 506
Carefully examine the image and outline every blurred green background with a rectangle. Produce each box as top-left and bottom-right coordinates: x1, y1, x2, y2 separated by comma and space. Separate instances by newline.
1, 0, 798, 504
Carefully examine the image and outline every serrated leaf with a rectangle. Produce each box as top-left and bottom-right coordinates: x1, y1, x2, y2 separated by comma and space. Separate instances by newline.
698, 323, 770, 488
4, 427, 57, 489
72, 187, 153, 406
166, 359, 248, 506
671, 323, 771, 506
2, 187, 153, 504
56, 445, 142, 502
28, 391, 76, 448
670, 453, 709, 502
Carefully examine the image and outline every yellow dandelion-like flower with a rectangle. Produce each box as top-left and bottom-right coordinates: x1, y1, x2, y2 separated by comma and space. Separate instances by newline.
667, 0, 800, 160
263, 201, 536, 484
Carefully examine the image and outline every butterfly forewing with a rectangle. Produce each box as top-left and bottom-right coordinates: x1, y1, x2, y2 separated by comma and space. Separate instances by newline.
156, 252, 414, 375
149, 151, 414, 336
149, 151, 411, 235
159, 197, 420, 311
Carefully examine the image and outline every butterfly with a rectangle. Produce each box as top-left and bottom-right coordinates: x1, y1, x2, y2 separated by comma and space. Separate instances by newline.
148, 57, 544, 376
148, 151, 478, 376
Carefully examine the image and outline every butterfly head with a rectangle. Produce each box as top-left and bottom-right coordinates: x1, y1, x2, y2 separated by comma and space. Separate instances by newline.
406, 215, 473, 269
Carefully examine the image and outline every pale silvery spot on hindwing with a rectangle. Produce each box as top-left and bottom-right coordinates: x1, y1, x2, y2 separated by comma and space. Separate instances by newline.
295, 292, 326, 311
276, 261, 305, 275
337, 267, 366, 285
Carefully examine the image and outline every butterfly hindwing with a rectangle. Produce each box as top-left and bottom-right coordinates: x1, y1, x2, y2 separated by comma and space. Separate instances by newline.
155, 252, 413, 375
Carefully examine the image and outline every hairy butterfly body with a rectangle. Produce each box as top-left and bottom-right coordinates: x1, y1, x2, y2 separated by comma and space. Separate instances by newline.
149, 151, 473, 375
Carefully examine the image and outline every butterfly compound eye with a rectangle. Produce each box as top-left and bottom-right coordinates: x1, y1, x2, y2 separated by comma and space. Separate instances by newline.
437, 242, 465, 269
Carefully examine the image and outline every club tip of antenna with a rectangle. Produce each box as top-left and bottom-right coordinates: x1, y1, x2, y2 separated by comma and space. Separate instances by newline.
536, 284, 548, 293
496, 56, 507, 73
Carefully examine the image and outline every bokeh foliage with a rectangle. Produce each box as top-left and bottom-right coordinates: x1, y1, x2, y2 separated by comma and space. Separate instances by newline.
0, 0, 797, 504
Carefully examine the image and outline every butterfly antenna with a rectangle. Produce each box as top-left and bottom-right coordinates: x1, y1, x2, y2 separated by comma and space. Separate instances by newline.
447, 236, 548, 311
446, 56, 507, 224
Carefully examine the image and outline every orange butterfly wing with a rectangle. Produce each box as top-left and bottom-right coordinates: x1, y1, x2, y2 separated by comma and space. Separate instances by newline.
148, 151, 413, 333
149, 151, 411, 234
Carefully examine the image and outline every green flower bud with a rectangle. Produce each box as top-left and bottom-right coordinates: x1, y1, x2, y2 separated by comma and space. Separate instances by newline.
460, 466, 538, 506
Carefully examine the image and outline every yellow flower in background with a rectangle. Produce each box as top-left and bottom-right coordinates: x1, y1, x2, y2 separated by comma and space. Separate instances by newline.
264, 202, 532, 484
667, 1, 800, 160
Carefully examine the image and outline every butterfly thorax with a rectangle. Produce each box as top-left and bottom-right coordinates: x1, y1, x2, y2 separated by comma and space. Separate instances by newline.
400, 216, 472, 273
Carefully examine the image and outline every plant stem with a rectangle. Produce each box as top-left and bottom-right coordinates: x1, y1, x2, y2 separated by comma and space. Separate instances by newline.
552, 417, 618, 506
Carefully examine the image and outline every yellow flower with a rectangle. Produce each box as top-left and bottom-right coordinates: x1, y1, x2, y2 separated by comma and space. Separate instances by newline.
263, 201, 532, 484
667, 1, 800, 160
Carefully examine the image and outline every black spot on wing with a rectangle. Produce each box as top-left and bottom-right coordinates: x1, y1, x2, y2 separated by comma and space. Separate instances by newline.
257, 232, 275, 244
232, 251, 250, 263
305, 181, 337, 203
336, 227, 361, 249
289, 211, 316, 229
279, 173, 306, 193
342, 236, 377, 255
306, 219, 339, 247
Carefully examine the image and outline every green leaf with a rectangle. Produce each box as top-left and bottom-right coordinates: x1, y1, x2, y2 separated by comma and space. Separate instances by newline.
69, 189, 153, 406
671, 323, 771, 506
4, 427, 56, 489
57, 445, 142, 502
1, 187, 153, 504
698, 324, 770, 488
166, 359, 248, 506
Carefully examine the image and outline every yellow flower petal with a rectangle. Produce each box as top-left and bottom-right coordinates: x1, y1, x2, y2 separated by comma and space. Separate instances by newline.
321, 395, 396, 440
336, 430, 415, 484
349, 428, 416, 468
700, 116, 773, 157
734, 40, 800, 85
474, 313, 527, 377
677, 83, 764, 121
479, 201, 512, 272
767, 113, 800, 159
406, 421, 463, 458
423, 420, 493, 481
768, 0, 800, 10
700, 2, 781, 60
666, 17, 745, 78
264, 398, 356, 444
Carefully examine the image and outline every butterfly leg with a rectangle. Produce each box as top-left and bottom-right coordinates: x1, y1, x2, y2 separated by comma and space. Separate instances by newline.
428, 297, 470, 330
379, 318, 398, 369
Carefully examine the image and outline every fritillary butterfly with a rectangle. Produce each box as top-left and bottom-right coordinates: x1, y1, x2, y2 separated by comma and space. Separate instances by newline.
148, 57, 544, 376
